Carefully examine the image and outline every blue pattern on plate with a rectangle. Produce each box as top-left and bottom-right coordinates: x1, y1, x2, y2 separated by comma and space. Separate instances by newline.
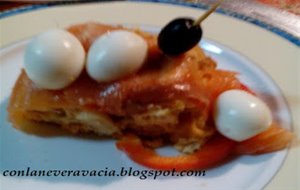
0, 0, 299, 46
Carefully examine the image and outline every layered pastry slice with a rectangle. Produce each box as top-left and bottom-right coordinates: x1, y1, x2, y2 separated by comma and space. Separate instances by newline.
8, 23, 242, 150
8, 23, 294, 170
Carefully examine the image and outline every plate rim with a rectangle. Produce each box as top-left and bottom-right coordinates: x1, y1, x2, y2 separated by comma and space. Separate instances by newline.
0, 0, 299, 47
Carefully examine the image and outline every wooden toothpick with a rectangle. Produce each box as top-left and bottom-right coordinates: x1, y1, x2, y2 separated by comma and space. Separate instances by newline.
193, 0, 225, 26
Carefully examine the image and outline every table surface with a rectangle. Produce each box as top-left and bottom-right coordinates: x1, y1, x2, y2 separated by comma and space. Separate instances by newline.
0, 2, 31, 12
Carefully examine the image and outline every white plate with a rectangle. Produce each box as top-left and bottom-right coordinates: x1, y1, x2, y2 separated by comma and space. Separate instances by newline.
0, 1, 299, 190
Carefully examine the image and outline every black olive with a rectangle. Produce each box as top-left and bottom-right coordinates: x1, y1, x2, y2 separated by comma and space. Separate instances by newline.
158, 18, 202, 55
